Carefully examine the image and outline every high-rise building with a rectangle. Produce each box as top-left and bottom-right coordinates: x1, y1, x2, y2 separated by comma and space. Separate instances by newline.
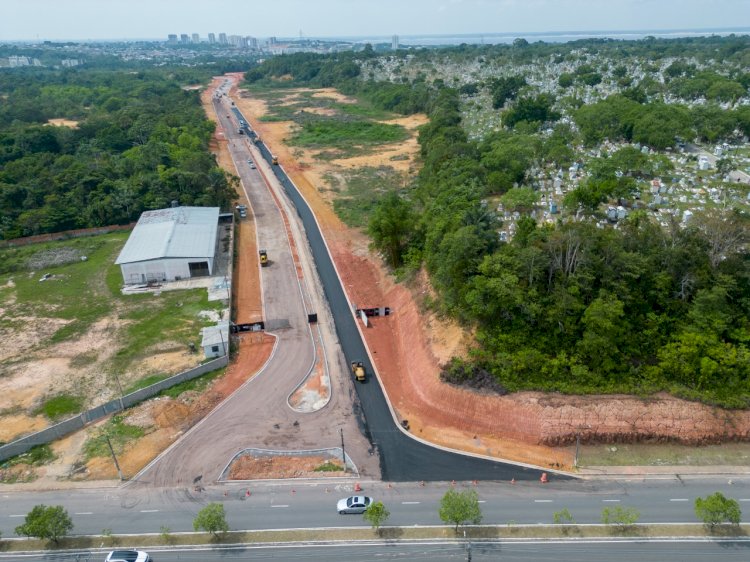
180, 34, 189, 44
167, 34, 178, 44
218, 33, 228, 45
268, 36, 277, 45
247, 36, 258, 50
208, 33, 216, 44
392, 35, 399, 50
192, 33, 200, 44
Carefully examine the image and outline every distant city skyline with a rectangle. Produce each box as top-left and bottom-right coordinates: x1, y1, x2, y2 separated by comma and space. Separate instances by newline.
1, 0, 749, 42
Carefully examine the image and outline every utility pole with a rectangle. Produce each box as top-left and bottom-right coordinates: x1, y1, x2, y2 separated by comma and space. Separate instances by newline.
340, 428, 346, 473
104, 434, 124, 481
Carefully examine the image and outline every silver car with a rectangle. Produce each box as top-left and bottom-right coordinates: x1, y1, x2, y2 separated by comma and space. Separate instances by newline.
337, 495, 372, 514
105, 550, 150, 562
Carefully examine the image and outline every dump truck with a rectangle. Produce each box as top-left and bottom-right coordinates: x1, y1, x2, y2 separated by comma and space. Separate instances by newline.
351, 361, 365, 382
259, 249, 268, 266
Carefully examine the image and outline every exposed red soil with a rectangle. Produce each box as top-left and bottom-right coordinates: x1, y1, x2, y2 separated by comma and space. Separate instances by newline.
229, 75, 750, 471
228, 455, 345, 479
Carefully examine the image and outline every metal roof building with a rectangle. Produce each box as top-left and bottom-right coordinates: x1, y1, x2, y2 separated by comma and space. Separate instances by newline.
115, 206, 220, 285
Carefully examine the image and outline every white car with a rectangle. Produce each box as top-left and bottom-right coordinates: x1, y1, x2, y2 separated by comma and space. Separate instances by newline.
337, 495, 372, 514
105, 550, 151, 562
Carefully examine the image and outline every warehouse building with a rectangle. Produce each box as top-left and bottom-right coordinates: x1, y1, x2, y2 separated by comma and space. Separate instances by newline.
116, 206, 220, 285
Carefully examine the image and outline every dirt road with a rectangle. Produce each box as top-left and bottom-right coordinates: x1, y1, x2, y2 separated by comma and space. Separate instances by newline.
132, 79, 378, 487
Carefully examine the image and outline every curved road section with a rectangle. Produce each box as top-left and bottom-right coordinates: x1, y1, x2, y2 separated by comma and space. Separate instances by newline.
238, 105, 549, 482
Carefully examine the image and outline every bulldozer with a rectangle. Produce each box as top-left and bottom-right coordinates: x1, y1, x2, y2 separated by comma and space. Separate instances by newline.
259, 249, 268, 267
351, 361, 365, 382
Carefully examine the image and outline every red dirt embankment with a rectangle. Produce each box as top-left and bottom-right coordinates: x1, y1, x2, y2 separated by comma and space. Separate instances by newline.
230, 74, 750, 469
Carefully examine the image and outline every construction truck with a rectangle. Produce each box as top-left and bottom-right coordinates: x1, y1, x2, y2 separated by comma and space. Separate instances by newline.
271, 156, 278, 165
259, 249, 268, 266
351, 361, 365, 382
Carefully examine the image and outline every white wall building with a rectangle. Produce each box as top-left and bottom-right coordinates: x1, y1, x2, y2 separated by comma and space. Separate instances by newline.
201, 321, 229, 359
115, 206, 219, 285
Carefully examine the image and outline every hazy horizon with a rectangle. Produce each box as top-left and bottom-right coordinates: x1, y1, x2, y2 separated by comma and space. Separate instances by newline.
2, 0, 749, 42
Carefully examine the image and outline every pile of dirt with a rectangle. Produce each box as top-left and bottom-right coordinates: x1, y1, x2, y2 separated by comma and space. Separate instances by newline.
228, 454, 345, 480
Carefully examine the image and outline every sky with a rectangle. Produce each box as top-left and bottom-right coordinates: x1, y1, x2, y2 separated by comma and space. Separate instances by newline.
1, 0, 749, 41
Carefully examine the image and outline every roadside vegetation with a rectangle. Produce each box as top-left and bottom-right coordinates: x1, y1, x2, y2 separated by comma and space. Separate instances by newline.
245, 37, 750, 408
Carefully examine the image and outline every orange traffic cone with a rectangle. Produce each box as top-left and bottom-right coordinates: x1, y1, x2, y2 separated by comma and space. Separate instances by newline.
354, 482, 362, 492
540, 472, 548, 484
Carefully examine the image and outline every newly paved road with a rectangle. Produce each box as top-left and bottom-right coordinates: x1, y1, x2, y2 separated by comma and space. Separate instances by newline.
233, 101, 547, 482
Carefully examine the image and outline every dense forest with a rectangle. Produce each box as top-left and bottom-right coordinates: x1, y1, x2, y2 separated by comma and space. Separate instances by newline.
246, 37, 750, 408
0, 68, 237, 239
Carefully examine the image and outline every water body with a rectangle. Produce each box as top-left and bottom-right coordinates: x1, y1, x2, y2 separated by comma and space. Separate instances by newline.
308, 27, 750, 47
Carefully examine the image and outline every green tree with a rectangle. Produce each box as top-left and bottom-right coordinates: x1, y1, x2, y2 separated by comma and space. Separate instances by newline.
501, 187, 540, 214
14, 505, 73, 544
368, 193, 414, 268
439, 489, 483, 532
601, 506, 640, 528
363, 501, 390, 530
695, 492, 742, 527
193, 502, 229, 537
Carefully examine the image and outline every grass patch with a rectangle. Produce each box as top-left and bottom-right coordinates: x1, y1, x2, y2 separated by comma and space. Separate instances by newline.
68, 351, 99, 369
313, 460, 344, 472
580, 442, 750, 467
82, 414, 145, 460
159, 367, 225, 399
336, 101, 391, 120
2, 444, 56, 467
290, 117, 407, 149
331, 166, 405, 227
2, 523, 749, 552
124, 373, 170, 395
34, 393, 84, 420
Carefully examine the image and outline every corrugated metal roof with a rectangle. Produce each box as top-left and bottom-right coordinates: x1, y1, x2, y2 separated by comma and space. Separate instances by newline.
115, 207, 220, 264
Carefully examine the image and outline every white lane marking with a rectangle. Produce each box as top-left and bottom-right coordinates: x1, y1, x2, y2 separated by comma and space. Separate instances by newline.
478, 500, 487, 504
669, 499, 689, 502
739, 499, 750, 502
271, 505, 289, 508
9, 514, 25, 518
534, 500, 553, 503
75, 512, 93, 515
401, 501, 420, 505
140, 509, 159, 513
602, 499, 621, 503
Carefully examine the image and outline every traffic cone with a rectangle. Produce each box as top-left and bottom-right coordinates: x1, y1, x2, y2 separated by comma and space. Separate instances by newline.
354, 482, 362, 492
511, 478, 516, 485
245, 489, 251, 497
540, 472, 548, 484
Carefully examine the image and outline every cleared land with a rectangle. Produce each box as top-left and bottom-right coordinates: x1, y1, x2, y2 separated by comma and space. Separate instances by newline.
0, 232, 234, 483
231, 76, 750, 471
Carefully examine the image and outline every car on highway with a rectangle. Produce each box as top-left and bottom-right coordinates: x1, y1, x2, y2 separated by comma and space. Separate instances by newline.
337, 495, 372, 514
105, 550, 151, 562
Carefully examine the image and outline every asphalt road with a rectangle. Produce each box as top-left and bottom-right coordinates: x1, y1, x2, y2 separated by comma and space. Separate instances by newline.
2, 476, 748, 537
4, 540, 750, 561
231, 102, 547, 482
